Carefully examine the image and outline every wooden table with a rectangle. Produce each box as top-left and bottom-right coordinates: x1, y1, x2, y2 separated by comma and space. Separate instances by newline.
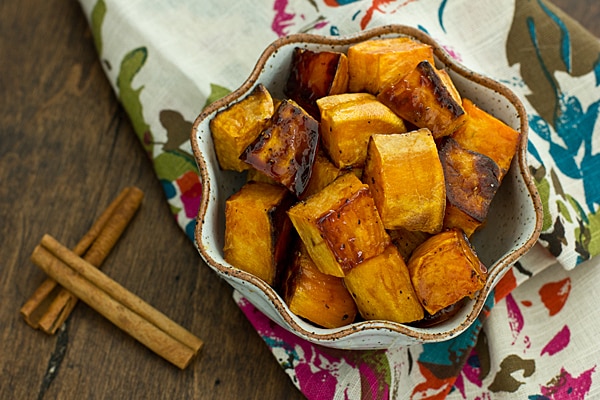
1, 1, 597, 399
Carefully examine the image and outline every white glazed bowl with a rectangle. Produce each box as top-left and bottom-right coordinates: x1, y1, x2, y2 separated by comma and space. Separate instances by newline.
190, 25, 543, 350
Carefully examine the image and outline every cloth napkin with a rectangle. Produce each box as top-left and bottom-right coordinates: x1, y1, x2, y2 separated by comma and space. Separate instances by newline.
77, 0, 600, 398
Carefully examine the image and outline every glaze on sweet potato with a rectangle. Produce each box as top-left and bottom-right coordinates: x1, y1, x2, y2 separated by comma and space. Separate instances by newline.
439, 137, 500, 225
377, 60, 466, 139
287, 172, 390, 277
241, 99, 319, 198
451, 98, 520, 180
284, 47, 349, 119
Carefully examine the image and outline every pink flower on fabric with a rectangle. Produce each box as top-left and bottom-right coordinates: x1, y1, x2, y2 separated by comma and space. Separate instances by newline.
235, 294, 394, 399
541, 325, 570, 357
540, 366, 596, 399
505, 294, 525, 345
272, 0, 296, 37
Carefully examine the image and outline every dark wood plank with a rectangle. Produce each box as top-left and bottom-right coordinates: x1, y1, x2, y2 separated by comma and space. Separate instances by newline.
0, 1, 596, 399
0, 1, 303, 399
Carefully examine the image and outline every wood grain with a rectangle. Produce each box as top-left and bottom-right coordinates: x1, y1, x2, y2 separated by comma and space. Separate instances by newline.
0, 1, 596, 399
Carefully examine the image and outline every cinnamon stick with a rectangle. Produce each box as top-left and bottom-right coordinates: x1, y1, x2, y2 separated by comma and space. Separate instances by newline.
31, 234, 203, 369
20, 187, 131, 328
20, 187, 143, 333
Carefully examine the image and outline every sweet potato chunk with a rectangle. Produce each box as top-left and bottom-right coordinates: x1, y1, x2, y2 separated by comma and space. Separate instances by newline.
443, 202, 483, 238
408, 229, 487, 315
284, 47, 349, 119
210, 84, 274, 171
378, 60, 466, 139
241, 100, 319, 198
282, 242, 357, 328
348, 37, 434, 94
437, 68, 462, 105
224, 182, 295, 286
302, 151, 341, 198
287, 172, 390, 277
451, 98, 520, 180
363, 129, 446, 233
317, 93, 406, 169
344, 245, 424, 323
439, 137, 500, 223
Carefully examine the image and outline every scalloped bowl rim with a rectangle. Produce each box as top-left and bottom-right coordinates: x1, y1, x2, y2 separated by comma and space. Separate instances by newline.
190, 25, 543, 348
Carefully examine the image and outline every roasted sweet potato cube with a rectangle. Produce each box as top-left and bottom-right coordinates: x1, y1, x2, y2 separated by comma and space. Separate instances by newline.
377, 60, 466, 139
210, 84, 274, 171
344, 245, 424, 323
437, 68, 462, 104
451, 98, 521, 180
302, 151, 341, 198
241, 100, 319, 198
363, 129, 446, 233
439, 137, 500, 223
317, 93, 406, 169
287, 172, 390, 277
284, 47, 349, 119
348, 37, 434, 94
282, 242, 357, 328
388, 227, 431, 261
443, 202, 483, 238
224, 182, 295, 286
408, 229, 487, 315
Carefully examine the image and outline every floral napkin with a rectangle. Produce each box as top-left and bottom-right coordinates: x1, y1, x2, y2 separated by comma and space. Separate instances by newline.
77, 0, 600, 398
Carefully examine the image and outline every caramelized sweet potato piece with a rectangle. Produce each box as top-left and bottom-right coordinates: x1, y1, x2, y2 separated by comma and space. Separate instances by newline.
287, 172, 390, 277
408, 229, 487, 315
282, 242, 357, 328
344, 245, 424, 323
363, 129, 446, 233
224, 182, 295, 286
439, 137, 500, 223
377, 60, 466, 139
317, 93, 406, 169
284, 47, 349, 119
437, 68, 462, 105
241, 100, 319, 198
451, 98, 520, 180
210, 84, 274, 171
348, 37, 434, 94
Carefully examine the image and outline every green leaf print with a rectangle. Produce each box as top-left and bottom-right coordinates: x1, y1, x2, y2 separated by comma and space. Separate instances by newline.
203, 83, 231, 109
90, 0, 106, 56
116, 47, 152, 154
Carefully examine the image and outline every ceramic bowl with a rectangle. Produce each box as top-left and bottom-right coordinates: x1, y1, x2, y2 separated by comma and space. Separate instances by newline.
190, 25, 543, 350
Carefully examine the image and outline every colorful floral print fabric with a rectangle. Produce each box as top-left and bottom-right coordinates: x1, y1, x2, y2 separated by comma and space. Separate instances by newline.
78, 0, 600, 398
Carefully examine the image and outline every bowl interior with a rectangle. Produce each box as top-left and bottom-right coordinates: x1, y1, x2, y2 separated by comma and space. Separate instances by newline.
191, 25, 542, 350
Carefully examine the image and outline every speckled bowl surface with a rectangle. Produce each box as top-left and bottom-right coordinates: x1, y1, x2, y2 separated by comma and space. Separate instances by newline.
190, 25, 543, 350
